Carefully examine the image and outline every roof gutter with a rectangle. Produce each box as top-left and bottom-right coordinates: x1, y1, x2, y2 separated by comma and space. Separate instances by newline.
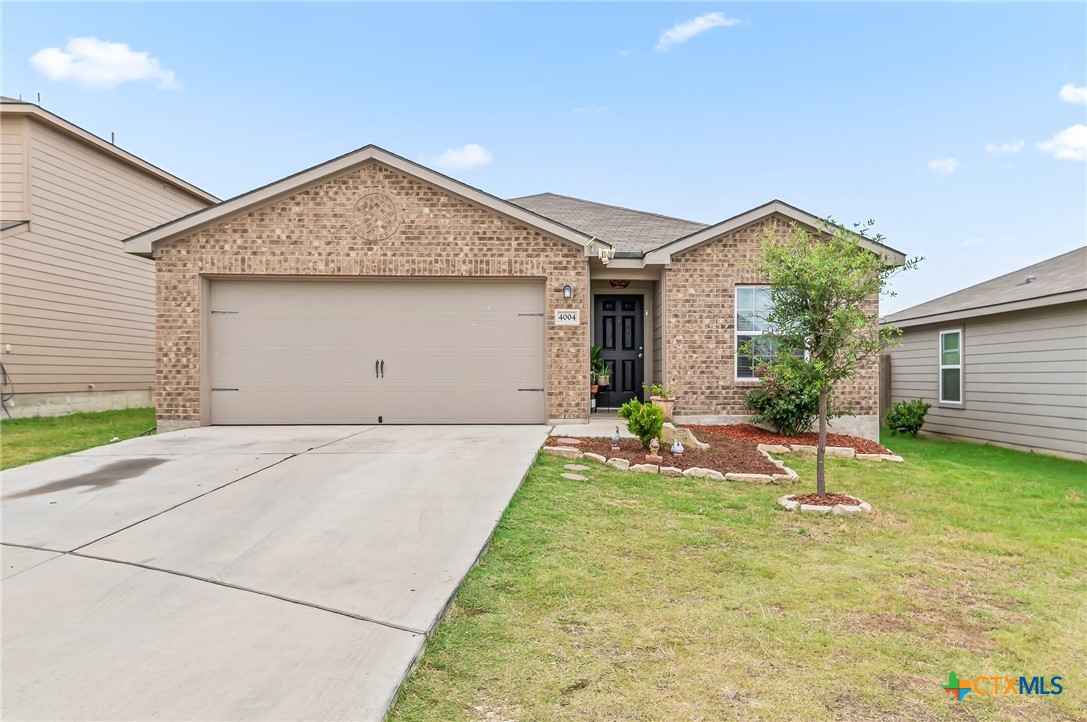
880, 289, 1087, 328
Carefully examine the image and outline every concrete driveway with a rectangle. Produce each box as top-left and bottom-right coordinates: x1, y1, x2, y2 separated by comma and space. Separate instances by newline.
1, 424, 548, 721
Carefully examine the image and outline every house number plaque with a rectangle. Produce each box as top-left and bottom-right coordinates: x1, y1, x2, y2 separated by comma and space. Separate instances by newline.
554, 309, 580, 326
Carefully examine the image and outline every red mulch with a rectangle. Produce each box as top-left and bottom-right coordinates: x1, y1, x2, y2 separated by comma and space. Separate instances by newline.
787, 492, 863, 507
686, 423, 891, 455
545, 437, 781, 475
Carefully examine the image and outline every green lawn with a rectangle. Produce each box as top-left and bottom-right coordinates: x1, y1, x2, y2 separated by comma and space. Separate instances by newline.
0, 408, 156, 470
390, 433, 1086, 722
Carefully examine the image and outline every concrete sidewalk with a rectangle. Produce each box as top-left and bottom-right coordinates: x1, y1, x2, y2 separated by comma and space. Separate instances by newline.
550, 413, 635, 439
2, 424, 548, 721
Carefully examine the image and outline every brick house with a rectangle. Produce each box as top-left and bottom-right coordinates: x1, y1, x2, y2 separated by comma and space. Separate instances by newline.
123, 145, 904, 438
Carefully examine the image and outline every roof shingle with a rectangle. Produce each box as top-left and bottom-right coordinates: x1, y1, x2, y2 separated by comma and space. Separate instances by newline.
882, 246, 1087, 325
508, 192, 707, 255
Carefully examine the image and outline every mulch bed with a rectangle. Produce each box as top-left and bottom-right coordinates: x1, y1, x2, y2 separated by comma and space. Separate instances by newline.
686, 423, 891, 455
787, 492, 863, 507
545, 437, 781, 476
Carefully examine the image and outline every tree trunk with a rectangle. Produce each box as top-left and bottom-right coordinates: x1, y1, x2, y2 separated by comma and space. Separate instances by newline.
817, 389, 828, 496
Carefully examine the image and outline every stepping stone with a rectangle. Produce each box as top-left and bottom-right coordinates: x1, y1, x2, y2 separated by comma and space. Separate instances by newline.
555, 438, 584, 446
564, 464, 590, 471
542, 446, 581, 459
561, 473, 588, 481
582, 453, 607, 464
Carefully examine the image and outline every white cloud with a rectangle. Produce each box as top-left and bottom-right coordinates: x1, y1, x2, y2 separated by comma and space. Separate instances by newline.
573, 106, 608, 115
30, 37, 180, 89
1058, 83, 1087, 104
985, 140, 1024, 154
432, 143, 493, 170
1037, 124, 1087, 161
656, 12, 741, 52
927, 158, 959, 174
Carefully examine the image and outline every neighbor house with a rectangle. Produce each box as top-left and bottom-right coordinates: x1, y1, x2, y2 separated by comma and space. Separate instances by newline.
122, 145, 904, 438
882, 247, 1087, 460
0, 97, 217, 417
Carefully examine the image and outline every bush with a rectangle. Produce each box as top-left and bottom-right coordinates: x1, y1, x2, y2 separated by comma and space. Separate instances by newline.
618, 398, 664, 448
885, 399, 931, 436
743, 359, 839, 437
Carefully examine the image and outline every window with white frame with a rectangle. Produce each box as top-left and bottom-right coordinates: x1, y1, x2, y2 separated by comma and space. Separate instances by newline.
736, 286, 774, 379
939, 330, 963, 404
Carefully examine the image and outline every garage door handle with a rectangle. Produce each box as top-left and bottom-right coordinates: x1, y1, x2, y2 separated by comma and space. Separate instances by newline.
380, 359, 384, 378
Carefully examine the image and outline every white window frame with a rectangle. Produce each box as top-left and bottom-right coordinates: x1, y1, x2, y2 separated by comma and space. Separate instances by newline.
735, 285, 773, 381
938, 329, 963, 405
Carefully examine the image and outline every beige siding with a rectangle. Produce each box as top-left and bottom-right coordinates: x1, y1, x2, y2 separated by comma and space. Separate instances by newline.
887, 302, 1087, 459
0, 119, 209, 395
1, 115, 29, 220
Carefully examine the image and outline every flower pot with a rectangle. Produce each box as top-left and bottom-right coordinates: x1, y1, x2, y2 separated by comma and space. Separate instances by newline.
591, 385, 599, 394
596, 374, 611, 387
651, 396, 674, 421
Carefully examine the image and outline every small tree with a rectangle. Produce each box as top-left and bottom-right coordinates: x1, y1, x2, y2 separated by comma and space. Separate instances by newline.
749, 220, 919, 495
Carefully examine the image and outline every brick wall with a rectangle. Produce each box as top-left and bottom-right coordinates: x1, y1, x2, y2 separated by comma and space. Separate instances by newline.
663, 215, 879, 423
154, 161, 589, 426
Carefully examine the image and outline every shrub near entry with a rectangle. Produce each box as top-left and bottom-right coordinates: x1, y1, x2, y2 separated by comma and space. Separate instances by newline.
618, 399, 664, 449
743, 357, 840, 437
885, 398, 931, 437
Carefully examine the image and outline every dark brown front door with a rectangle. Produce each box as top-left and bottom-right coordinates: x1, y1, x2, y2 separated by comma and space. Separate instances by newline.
594, 294, 644, 408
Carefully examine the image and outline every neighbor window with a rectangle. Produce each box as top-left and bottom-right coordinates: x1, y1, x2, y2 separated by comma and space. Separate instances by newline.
939, 330, 963, 404
736, 286, 774, 379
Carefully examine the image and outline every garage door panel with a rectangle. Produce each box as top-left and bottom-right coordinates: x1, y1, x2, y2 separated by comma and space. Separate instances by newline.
209, 280, 545, 424
212, 390, 381, 425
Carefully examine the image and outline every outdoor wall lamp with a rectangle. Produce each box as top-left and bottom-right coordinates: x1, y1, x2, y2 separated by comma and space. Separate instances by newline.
562, 284, 573, 299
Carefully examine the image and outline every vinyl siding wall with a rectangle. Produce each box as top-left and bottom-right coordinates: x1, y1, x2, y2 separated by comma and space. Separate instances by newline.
0, 118, 209, 396
1, 115, 29, 220
886, 301, 1087, 460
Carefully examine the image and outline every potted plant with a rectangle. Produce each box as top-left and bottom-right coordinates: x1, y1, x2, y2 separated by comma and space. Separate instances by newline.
594, 361, 611, 387
590, 345, 609, 389
643, 383, 676, 421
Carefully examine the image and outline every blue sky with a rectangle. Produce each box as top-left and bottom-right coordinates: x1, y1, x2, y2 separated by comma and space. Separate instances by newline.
2, 2, 1084, 313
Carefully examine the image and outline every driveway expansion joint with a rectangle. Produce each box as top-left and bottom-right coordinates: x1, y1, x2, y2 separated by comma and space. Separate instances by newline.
68, 550, 429, 636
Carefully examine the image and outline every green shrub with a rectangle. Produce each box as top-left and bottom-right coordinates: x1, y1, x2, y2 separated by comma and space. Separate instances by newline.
618, 398, 664, 448
743, 359, 840, 437
885, 398, 931, 436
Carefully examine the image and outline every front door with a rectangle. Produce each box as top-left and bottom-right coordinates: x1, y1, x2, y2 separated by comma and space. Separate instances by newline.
593, 294, 644, 409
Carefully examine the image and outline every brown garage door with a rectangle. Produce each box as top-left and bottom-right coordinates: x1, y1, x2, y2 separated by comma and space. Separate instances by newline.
208, 279, 546, 424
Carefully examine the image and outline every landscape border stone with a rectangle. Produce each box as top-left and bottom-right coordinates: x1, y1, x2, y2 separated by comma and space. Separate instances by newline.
546, 439, 801, 485
756, 443, 902, 463
778, 495, 873, 514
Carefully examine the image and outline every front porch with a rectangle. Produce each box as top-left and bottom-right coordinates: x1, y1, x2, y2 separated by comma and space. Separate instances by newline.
588, 267, 663, 413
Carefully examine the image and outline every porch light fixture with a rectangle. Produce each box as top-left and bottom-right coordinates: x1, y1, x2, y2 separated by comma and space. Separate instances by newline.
562, 284, 573, 299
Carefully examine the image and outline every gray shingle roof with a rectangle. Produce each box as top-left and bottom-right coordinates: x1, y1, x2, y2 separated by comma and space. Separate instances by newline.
882, 246, 1087, 325
509, 192, 707, 255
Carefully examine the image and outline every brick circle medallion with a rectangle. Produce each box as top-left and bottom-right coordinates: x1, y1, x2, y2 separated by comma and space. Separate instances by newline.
350, 192, 400, 241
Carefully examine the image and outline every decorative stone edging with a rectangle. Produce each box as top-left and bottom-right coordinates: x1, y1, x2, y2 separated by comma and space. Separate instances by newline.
757, 443, 903, 463
778, 494, 873, 515
542, 445, 800, 484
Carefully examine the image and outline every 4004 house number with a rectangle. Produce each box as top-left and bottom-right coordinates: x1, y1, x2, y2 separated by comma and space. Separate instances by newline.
554, 309, 580, 326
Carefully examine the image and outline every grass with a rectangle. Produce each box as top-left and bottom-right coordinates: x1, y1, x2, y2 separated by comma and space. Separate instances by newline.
390, 433, 1086, 722
0, 407, 156, 470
